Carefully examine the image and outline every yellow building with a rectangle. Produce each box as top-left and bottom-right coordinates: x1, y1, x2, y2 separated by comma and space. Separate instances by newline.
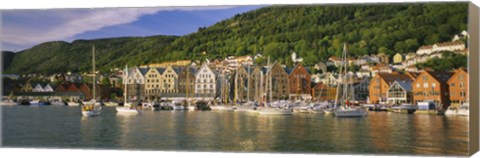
393, 53, 403, 64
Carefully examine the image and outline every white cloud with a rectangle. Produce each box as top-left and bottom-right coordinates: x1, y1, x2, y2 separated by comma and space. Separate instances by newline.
1, 6, 235, 50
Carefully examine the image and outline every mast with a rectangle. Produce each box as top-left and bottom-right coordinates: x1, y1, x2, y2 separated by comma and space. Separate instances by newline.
247, 64, 250, 102
234, 67, 238, 106
92, 46, 96, 101
124, 65, 128, 104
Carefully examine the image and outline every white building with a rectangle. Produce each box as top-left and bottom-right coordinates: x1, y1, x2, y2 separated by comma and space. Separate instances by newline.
195, 63, 217, 98
416, 41, 465, 55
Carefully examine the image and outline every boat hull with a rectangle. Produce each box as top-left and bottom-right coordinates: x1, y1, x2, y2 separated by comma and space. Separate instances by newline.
116, 107, 141, 114
82, 111, 100, 117
258, 109, 293, 115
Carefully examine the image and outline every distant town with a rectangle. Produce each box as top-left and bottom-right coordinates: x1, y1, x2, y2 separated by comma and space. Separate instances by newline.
2, 31, 469, 109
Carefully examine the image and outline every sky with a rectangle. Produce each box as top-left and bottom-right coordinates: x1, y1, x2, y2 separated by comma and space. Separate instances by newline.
1, 5, 263, 51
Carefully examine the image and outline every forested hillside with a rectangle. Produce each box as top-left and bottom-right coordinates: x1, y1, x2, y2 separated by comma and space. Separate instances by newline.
3, 3, 468, 74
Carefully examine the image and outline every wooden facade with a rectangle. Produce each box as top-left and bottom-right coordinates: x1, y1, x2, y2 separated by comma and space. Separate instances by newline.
288, 63, 312, 100
412, 71, 453, 109
265, 62, 289, 101
368, 72, 412, 104
447, 68, 468, 107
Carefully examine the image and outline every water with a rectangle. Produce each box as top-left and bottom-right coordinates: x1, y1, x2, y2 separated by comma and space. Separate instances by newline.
1, 106, 469, 156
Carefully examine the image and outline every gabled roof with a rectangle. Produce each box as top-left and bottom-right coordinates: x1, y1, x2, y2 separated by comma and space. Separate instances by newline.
425, 71, 454, 83
156, 68, 166, 74
389, 80, 413, 92
447, 68, 467, 83
376, 73, 412, 85
138, 67, 148, 76
172, 67, 182, 74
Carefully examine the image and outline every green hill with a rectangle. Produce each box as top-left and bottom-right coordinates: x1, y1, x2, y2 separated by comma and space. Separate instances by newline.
4, 2, 468, 74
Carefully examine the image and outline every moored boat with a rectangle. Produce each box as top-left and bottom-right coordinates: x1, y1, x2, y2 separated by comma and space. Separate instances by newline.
392, 103, 417, 114
258, 108, 293, 115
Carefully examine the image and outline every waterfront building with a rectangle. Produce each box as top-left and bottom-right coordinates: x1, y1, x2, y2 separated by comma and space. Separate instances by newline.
287, 63, 312, 101
178, 66, 197, 96
248, 66, 264, 102
162, 65, 182, 93
145, 67, 165, 101
312, 82, 337, 102
232, 66, 249, 102
21, 82, 33, 92
387, 80, 413, 104
447, 68, 468, 107
368, 72, 412, 104
416, 41, 465, 55
32, 83, 45, 92
393, 53, 403, 64
264, 62, 289, 101
126, 66, 147, 101
195, 63, 217, 99
411, 70, 453, 109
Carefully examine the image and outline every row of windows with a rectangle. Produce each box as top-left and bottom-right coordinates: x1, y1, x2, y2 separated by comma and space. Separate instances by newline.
197, 84, 214, 88
450, 82, 465, 88
196, 79, 214, 83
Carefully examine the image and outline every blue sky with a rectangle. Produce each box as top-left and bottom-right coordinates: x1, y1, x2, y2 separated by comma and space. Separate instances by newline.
1, 6, 263, 51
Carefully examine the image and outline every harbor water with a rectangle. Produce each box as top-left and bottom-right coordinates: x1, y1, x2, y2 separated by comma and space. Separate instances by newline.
1, 106, 469, 156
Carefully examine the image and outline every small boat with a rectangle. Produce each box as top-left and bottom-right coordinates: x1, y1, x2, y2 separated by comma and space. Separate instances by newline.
51, 100, 66, 106
0, 99, 17, 106
142, 102, 160, 111
333, 106, 367, 117
104, 101, 119, 106
116, 102, 142, 114
392, 103, 417, 114
30, 100, 49, 106
67, 101, 81, 106
323, 108, 334, 114
293, 106, 311, 113
82, 103, 102, 117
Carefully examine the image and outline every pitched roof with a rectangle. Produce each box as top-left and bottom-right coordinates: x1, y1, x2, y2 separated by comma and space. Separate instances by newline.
156, 68, 166, 74
376, 73, 413, 84
425, 71, 454, 83
138, 67, 148, 76
391, 80, 413, 91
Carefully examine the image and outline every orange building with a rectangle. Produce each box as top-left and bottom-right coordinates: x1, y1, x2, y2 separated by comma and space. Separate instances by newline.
311, 83, 336, 102
288, 63, 312, 100
447, 68, 468, 107
411, 71, 453, 109
368, 72, 412, 104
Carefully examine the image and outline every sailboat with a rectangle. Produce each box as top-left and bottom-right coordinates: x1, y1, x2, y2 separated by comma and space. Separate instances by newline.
333, 43, 367, 117
258, 57, 292, 115
81, 46, 102, 117
116, 65, 142, 114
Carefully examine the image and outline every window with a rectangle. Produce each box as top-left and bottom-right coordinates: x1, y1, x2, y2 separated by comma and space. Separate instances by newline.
416, 83, 420, 88
423, 83, 428, 88
450, 83, 455, 87
460, 82, 464, 88
432, 83, 436, 88
422, 76, 428, 81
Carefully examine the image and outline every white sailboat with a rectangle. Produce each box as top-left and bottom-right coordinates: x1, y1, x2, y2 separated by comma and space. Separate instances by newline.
116, 65, 142, 114
258, 57, 292, 115
333, 43, 367, 117
82, 46, 102, 117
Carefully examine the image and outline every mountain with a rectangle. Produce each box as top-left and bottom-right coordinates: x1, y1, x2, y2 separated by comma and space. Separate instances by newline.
2, 51, 15, 70
4, 3, 468, 74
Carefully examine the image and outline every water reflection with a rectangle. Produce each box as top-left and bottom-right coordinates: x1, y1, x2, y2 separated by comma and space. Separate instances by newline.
2, 106, 470, 156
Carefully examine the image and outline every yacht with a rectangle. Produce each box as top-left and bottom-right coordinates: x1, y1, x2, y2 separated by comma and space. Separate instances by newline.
116, 65, 141, 114
332, 43, 367, 117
